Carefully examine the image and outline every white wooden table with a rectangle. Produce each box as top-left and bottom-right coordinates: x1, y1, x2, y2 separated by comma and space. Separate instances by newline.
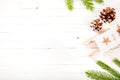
0, 0, 120, 80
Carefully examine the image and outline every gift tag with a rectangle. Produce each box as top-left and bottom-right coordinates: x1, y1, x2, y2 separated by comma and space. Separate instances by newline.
94, 27, 120, 53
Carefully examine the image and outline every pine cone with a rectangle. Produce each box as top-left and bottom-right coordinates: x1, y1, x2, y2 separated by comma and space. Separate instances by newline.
90, 19, 103, 31
99, 7, 116, 23
117, 25, 120, 34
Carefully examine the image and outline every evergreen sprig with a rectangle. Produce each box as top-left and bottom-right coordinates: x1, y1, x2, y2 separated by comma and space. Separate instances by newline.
65, 0, 73, 11
113, 58, 120, 68
65, 0, 104, 11
97, 61, 120, 78
86, 58, 120, 80
81, 0, 94, 11
94, 0, 104, 4
86, 70, 118, 80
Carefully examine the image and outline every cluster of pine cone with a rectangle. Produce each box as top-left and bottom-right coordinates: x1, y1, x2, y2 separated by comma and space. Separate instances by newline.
90, 7, 116, 32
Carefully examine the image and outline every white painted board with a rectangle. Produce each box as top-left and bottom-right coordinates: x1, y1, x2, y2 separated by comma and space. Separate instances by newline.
0, 0, 120, 80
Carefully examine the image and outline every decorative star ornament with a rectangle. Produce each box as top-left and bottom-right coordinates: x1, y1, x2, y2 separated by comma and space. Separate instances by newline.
103, 37, 111, 45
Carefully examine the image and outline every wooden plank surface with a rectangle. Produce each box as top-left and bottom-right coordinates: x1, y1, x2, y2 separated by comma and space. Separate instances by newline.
0, 0, 120, 80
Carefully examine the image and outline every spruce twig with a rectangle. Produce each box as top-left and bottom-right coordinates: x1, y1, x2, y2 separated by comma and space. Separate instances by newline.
65, 0, 104, 11
113, 58, 120, 68
85, 58, 120, 80
94, 0, 104, 4
65, 0, 73, 11
86, 70, 118, 80
81, 0, 94, 11
97, 61, 120, 79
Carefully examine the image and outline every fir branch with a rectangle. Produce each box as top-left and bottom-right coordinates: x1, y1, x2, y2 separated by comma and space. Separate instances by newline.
97, 61, 120, 79
65, 0, 104, 11
113, 58, 120, 68
81, 0, 94, 11
65, 0, 73, 11
94, 0, 104, 4
86, 70, 118, 80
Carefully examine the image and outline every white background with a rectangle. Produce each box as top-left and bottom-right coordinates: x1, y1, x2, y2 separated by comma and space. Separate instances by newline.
0, 0, 120, 80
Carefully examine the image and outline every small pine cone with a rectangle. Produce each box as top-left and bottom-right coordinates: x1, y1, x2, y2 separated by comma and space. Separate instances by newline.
117, 29, 120, 34
99, 7, 116, 23
90, 19, 103, 31
117, 26, 120, 34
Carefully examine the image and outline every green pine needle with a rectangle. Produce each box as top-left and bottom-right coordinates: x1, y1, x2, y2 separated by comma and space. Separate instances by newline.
86, 70, 118, 80
97, 61, 120, 79
113, 58, 120, 68
94, 0, 104, 4
65, 0, 104, 11
81, 0, 94, 11
65, 0, 73, 11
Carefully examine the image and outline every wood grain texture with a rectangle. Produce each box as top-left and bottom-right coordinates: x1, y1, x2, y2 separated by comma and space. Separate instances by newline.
0, 0, 120, 80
